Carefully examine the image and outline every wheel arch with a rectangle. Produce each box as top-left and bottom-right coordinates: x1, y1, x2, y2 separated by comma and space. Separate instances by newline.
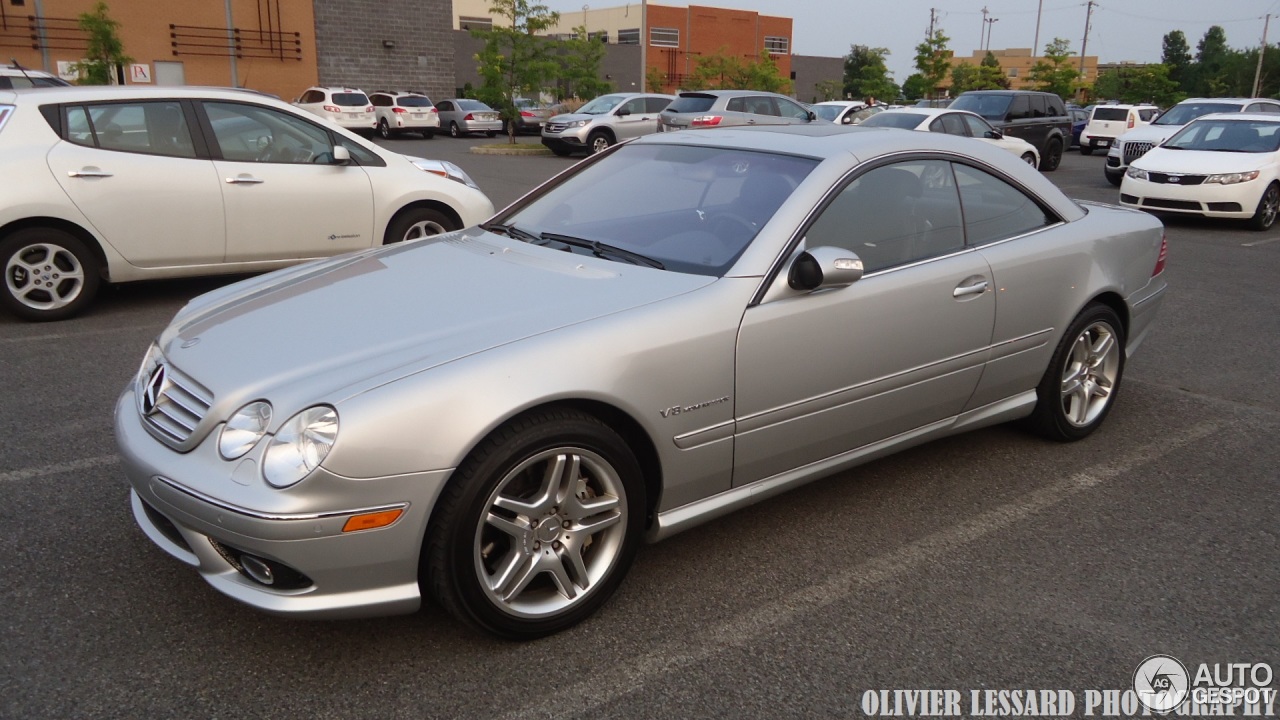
1085, 290, 1130, 339
588, 126, 616, 143
0, 216, 109, 279
382, 201, 463, 245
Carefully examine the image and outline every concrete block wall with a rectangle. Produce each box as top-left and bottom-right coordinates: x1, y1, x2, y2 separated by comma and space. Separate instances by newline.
313, 0, 455, 101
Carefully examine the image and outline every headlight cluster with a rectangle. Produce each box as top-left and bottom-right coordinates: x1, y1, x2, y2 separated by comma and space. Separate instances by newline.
411, 158, 480, 189
567, 119, 589, 128
219, 401, 272, 460
1205, 170, 1260, 185
1126, 167, 1148, 181
262, 406, 339, 488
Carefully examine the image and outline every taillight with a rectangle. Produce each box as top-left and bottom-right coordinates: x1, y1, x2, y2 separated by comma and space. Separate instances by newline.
1128, 115, 1135, 128
323, 105, 341, 112
691, 115, 722, 127
429, 108, 438, 114
520, 111, 535, 117
1152, 233, 1167, 276
392, 107, 407, 113
464, 113, 475, 121
365, 105, 373, 112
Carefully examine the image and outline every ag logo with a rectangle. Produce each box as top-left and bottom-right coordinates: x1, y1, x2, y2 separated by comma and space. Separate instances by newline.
1133, 654, 1190, 714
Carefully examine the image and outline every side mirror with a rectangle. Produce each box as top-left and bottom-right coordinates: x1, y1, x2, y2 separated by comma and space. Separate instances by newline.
808, 110, 817, 121
616, 106, 630, 117
842, 115, 854, 125
330, 145, 351, 165
985, 129, 1002, 139
788, 246, 864, 291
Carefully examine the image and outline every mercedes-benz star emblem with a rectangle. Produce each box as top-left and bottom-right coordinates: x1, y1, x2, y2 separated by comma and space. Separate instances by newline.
141, 364, 167, 415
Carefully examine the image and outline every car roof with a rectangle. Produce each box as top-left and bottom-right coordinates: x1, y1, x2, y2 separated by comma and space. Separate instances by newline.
1093, 103, 1158, 109
958, 89, 1056, 96
1194, 112, 1280, 123
813, 101, 864, 108
1176, 97, 1273, 106
1, 66, 58, 77
6, 85, 306, 102
678, 89, 787, 98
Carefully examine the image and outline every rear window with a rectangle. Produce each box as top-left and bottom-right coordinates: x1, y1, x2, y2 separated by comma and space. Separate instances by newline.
861, 112, 927, 129
666, 95, 716, 113
456, 99, 491, 111
397, 96, 433, 107
1092, 107, 1129, 121
331, 93, 368, 107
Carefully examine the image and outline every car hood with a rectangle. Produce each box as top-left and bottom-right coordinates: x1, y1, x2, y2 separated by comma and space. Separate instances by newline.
1117, 124, 1181, 144
1133, 147, 1274, 174
547, 112, 600, 124
156, 228, 715, 407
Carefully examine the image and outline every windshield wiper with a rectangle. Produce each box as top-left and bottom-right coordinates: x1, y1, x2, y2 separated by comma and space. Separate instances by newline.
538, 232, 665, 270
482, 222, 541, 244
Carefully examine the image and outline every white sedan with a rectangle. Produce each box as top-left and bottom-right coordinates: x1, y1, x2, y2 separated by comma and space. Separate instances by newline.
861, 108, 1041, 167
1120, 113, 1280, 230
0, 85, 494, 320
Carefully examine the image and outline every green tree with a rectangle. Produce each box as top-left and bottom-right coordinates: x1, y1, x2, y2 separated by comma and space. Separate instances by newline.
471, 0, 561, 142
1193, 25, 1231, 95
1161, 30, 1193, 90
951, 52, 1010, 93
843, 45, 896, 102
1027, 37, 1079, 99
813, 78, 843, 102
686, 47, 791, 93
914, 29, 952, 100
75, 2, 132, 85
1092, 64, 1182, 106
901, 72, 931, 101
557, 26, 611, 100
645, 65, 666, 93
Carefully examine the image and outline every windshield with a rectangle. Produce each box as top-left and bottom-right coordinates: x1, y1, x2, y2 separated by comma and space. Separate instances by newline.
949, 94, 1012, 121
1164, 119, 1280, 152
1154, 102, 1238, 126
497, 143, 818, 276
860, 112, 927, 129
578, 94, 624, 114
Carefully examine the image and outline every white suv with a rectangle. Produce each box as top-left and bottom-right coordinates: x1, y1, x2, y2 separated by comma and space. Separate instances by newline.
1079, 103, 1158, 155
1104, 97, 1280, 185
369, 91, 440, 139
0, 85, 494, 320
0, 64, 71, 89
293, 86, 376, 134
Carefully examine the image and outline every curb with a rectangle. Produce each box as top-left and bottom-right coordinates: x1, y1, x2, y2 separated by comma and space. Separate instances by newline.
469, 143, 554, 156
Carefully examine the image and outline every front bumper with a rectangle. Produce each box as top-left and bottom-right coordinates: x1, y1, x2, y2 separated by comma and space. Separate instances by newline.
1119, 176, 1260, 219
541, 135, 586, 153
116, 387, 453, 619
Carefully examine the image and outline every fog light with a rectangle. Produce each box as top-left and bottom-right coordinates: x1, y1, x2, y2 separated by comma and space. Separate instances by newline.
342, 509, 404, 533
240, 554, 275, 585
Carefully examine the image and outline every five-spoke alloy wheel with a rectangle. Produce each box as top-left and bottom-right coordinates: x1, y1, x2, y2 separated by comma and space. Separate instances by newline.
1028, 303, 1126, 441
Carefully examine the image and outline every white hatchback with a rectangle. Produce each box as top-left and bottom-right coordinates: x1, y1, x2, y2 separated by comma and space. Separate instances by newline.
293, 86, 376, 134
0, 85, 494, 320
1079, 103, 1158, 155
369, 91, 440, 139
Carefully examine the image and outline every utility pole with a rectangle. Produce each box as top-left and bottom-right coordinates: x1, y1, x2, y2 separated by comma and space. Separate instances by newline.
1253, 13, 1271, 97
928, 7, 938, 40
1079, 1, 1096, 80
1033, 0, 1045, 58
980, 6, 988, 52
985, 18, 999, 51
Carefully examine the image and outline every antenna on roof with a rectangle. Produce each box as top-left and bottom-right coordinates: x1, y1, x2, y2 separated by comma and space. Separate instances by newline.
9, 57, 35, 82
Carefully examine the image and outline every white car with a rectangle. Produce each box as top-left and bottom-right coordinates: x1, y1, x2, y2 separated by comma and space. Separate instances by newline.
293, 86, 377, 134
1079, 103, 1158, 155
810, 100, 869, 125
369, 91, 440, 139
1, 64, 71, 89
0, 85, 495, 321
859, 108, 1041, 167
1120, 113, 1280, 230
1104, 97, 1280, 186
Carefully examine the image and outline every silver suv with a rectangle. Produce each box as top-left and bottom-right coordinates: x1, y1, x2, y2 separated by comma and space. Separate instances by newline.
541, 93, 675, 155
658, 90, 818, 132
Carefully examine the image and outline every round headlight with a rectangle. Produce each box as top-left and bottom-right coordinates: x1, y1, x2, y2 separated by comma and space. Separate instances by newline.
219, 401, 273, 460
262, 406, 339, 488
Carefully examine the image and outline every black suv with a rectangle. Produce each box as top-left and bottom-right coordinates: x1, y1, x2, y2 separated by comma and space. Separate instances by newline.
949, 90, 1071, 171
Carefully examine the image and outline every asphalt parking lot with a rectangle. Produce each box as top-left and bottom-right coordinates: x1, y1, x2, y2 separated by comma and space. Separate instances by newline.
1, 135, 1276, 719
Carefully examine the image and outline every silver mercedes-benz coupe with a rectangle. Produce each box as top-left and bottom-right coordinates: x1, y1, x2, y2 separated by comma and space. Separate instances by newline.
116, 124, 1168, 639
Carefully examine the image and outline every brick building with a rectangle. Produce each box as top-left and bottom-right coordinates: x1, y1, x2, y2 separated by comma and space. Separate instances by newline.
947, 48, 1099, 94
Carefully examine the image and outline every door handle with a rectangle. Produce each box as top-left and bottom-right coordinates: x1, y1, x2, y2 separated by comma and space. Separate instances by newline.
67, 169, 113, 178
953, 280, 989, 298
225, 176, 265, 184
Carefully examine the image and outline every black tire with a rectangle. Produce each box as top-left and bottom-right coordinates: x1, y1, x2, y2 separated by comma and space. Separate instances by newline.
1248, 182, 1280, 231
424, 408, 645, 640
1039, 137, 1063, 172
422, 129, 434, 140
550, 146, 572, 157
0, 227, 101, 322
378, 118, 392, 140
1026, 303, 1126, 442
449, 122, 461, 138
485, 131, 498, 138
1080, 145, 1094, 156
1105, 170, 1123, 187
384, 207, 458, 245
588, 131, 613, 154
1020, 152, 1037, 167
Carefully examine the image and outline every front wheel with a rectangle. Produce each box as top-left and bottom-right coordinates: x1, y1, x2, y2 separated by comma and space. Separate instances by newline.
1039, 138, 1063, 172
449, 122, 461, 138
1248, 182, 1279, 231
588, 131, 613, 154
0, 228, 101, 322
385, 207, 458, 244
1026, 304, 1125, 441
485, 130, 497, 138
1020, 152, 1038, 167
1104, 170, 1123, 187
424, 409, 645, 639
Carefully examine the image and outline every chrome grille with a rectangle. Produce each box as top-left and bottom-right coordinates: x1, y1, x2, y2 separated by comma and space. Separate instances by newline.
546, 121, 569, 133
1123, 141, 1154, 164
1149, 172, 1207, 186
139, 363, 213, 446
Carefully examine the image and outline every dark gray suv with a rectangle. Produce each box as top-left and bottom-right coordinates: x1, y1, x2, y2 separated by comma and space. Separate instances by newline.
949, 90, 1071, 171
659, 90, 818, 132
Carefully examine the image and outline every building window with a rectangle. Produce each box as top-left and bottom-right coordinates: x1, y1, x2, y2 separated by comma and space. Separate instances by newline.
459, 16, 492, 31
1007, 67, 1019, 77
617, 28, 640, 45
10, 0, 27, 6
650, 27, 679, 48
764, 36, 789, 55
589, 30, 608, 43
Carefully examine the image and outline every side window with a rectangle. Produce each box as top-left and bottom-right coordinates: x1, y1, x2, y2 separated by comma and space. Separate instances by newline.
437, 101, 452, 112
928, 118, 947, 134
299, 90, 319, 104
1029, 95, 1048, 118
804, 160, 965, 274
953, 164, 1054, 246
370, 94, 388, 107
777, 98, 811, 120
335, 136, 385, 166
621, 98, 646, 115
87, 101, 196, 158
1008, 95, 1031, 120
1046, 96, 1066, 116
747, 96, 779, 116
961, 113, 990, 137
940, 113, 967, 136
204, 101, 332, 164
645, 96, 672, 113
1138, 108, 1158, 121
726, 97, 746, 113
65, 106, 94, 147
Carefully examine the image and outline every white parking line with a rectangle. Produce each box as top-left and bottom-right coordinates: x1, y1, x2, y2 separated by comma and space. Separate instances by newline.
0, 455, 120, 483
0, 323, 157, 345
501, 420, 1224, 719
1241, 236, 1280, 247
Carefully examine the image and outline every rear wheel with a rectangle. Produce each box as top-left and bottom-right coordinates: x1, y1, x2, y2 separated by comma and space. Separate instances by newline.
485, 130, 497, 138
1039, 138, 1063, 171
378, 118, 392, 139
1026, 303, 1125, 441
0, 227, 101, 322
385, 208, 458, 244
1080, 145, 1094, 156
424, 409, 645, 639
1248, 182, 1280, 231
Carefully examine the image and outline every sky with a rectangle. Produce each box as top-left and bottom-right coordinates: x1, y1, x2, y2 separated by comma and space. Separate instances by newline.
538, 0, 1280, 84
